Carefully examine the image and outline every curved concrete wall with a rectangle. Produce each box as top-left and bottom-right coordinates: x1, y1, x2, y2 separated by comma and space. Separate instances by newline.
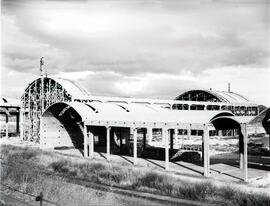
41, 102, 84, 151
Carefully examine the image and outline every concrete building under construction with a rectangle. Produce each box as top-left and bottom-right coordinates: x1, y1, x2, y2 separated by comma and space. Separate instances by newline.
15, 64, 269, 182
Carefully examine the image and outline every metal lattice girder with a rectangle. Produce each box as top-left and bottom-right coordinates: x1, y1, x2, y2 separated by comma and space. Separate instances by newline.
21, 77, 73, 142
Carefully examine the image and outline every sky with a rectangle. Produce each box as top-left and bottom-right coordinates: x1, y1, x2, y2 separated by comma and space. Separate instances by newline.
1, 0, 270, 105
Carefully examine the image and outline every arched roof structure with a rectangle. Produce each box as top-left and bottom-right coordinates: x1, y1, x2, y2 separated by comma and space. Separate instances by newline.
175, 89, 251, 104
23, 76, 90, 99
21, 76, 91, 141
43, 101, 235, 126
41, 101, 239, 148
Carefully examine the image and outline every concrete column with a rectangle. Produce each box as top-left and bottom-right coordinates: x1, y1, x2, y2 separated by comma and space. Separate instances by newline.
239, 129, 244, 169
187, 127, 191, 140
181, 129, 185, 149
83, 124, 88, 157
147, 127, 153, 145
241, 123, 248, 182
174, 129, 178, 148
203, 125, 210, 177
89, 132, 94, 158
106, 126, 111, 160
218, 130, 222, 138
133, 128, 138, 165
164, 128, 169, 171
170, 129, 174, 150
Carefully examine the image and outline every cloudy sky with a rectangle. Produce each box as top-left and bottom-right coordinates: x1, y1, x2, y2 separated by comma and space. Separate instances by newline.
1, 0, 270, 105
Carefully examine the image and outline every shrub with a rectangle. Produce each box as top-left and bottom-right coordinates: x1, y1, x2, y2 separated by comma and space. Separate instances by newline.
50, 160, 70, 173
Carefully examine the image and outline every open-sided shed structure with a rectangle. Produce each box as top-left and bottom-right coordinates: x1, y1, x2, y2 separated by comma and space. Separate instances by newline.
41, 101, 252, 181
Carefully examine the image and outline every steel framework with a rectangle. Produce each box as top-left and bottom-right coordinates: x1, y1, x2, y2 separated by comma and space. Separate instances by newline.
21, 77, 72, 142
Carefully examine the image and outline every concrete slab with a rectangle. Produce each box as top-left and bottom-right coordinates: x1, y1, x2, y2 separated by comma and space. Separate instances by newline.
52, 148, 270, 183
210, 163, 270, 182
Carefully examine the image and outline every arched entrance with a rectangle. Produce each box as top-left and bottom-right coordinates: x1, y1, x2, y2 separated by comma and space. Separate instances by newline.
210, 116, 248, 181
41, 102, 86, 154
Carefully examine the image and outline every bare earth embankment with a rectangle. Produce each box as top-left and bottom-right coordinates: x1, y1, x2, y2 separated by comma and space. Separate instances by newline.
0, 140, 270, 206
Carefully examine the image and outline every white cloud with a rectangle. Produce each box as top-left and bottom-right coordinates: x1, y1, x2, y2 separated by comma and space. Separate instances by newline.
1, 0, 269, 105
197, 66, 270, 105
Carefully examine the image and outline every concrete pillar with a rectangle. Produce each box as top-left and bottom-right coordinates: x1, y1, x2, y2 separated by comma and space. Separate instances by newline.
203, 125, 210, 177
83, 124, 88, 157
241, 123, 248, 182
187, 127, 191, 140
89, 132, 94, 158
218, 130, 222, 138
164, 128, 169, 171
106, 126, 111, 160
147, 127, 153, 145
170, 129, 174, 150
174, 129, 178, 148
239, 130, 244, 169
133, 128, 138, 165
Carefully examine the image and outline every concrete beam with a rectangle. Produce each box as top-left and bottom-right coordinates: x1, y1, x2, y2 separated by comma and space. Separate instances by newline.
85, 120, 206, 131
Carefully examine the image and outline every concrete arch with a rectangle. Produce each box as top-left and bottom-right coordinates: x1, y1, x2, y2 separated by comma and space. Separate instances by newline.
41, 102, 93, 150
210, 116, 248, 181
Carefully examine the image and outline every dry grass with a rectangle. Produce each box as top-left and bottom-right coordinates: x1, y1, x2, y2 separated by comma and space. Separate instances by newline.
1, 144, 270, 206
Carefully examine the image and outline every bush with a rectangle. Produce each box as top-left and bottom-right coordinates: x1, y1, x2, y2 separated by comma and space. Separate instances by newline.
50, 160, 70, 173
221, 186, 270, 206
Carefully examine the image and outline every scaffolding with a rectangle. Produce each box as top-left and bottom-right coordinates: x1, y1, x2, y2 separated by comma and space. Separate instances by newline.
21, 58, 72, 142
